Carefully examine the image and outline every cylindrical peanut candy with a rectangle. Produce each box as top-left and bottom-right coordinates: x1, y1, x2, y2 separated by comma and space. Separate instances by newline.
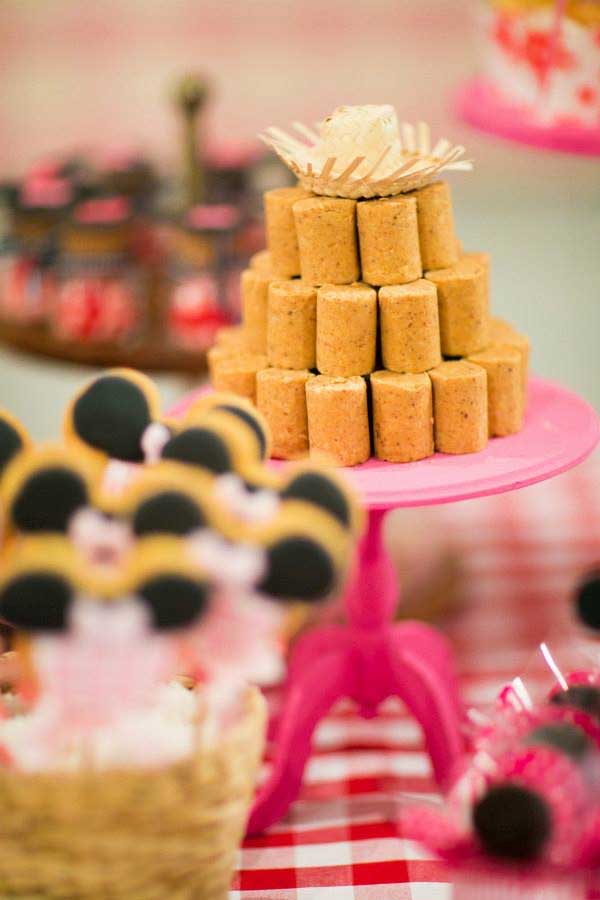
256, 368, 313, 460
426, 258, 489, 357
412, 181, 459, 270
267, 280, 317, 370
429, 360, 488, 454
211, 353, 268, 404
208, 327, 252, 389
462, 251, 490, 300
357, 196, 421, 286
293, 197, 359, 286
250, 249, 274, 277
215, 324, 249, 350
469, 346, 523, 437
371, 370, 434, 463
489, 317, 530, 400
316, 283, 377, 376
306, 375, 370, 467
241, 268, 271, 353
264, 186, 311, 278
207, 344, 236, 380
379, 279, 441, 374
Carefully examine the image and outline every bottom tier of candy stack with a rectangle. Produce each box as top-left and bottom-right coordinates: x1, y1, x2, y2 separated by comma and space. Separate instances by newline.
209, 178, 530, 467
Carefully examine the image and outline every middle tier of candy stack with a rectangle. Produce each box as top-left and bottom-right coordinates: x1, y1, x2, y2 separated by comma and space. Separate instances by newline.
209, 106, 530, 467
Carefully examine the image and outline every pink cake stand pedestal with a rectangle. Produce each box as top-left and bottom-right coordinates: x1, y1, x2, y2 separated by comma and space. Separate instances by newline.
455, 77, 600, 156
171, 377, 599, 835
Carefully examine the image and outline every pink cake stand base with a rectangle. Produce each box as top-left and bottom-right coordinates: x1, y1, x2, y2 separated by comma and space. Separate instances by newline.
455, 77, 600, 156
171, 377, 600, 835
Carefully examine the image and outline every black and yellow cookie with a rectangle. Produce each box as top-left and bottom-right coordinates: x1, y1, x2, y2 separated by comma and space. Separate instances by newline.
64, 368, 161, 466
0, 445, 99, 540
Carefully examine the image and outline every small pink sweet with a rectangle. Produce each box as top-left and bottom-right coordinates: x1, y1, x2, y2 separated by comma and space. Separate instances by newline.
68, 507, 133, 570
33, 598, 175, 735
188, 530, 266, 588
53, 277, 138, 343
168, 276, 230, 350
20, 175, 72, 209
213, 474, 280, 524
187, 586, 283, 730
141, 422, 171, 465
0, 258, 56, 325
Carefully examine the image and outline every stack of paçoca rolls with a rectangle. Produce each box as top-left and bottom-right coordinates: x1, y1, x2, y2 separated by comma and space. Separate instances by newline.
209, 118, 530, 467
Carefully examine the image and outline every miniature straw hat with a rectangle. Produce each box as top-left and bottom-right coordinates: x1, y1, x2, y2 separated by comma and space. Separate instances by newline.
260, 104, 472, 200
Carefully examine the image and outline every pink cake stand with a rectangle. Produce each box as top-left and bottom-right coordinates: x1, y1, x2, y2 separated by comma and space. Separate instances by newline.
171, 377, 599, 834
456, 77, 600, 156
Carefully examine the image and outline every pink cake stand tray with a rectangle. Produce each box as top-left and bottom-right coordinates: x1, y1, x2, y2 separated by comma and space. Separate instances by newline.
172, 377, 599, 835
455, 77, 600, 157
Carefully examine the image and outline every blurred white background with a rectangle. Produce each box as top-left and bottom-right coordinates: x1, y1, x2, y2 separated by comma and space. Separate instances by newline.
0, 0, 598, 437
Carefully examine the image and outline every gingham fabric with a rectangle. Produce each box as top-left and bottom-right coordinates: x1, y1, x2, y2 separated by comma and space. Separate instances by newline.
231, 458, 600, 899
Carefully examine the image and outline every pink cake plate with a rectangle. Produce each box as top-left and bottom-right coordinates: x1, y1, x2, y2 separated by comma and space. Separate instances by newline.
171, 376, 599, 834
455, 78, 600, 156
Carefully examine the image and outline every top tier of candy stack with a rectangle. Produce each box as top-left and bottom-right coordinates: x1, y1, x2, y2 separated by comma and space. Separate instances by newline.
209, 105, 530, 467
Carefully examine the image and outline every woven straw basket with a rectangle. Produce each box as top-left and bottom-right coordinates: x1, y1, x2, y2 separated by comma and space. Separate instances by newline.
0, 688, 266, 900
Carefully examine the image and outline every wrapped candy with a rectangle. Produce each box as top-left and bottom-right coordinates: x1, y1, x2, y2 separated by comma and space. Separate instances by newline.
0, 176, 69, 325
50, 197, 143, 345
402, 567, 600, 900
164, 205, 240, 352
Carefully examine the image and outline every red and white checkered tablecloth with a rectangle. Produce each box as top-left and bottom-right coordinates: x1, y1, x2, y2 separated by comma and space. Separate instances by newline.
231, 459, 600, 899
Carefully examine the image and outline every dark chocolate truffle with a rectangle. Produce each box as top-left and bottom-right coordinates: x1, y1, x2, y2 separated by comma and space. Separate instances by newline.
473, 783, 551, 861
575, 570, 600, 631
550, 684, 600, 721
526, 721, 591, 760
